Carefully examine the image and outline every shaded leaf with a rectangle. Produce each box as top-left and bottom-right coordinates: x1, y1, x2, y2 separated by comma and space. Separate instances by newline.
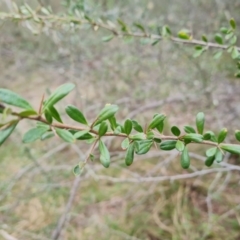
98, 121, 108, 137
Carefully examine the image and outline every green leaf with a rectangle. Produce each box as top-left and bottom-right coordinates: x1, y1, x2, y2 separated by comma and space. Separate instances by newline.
171, 126, 181, 136
176, 140, 184, 152
134, 23, 145, 33
156, 121, 165, 134
134, 140, 153, 155
129, 133, 146, 140
193, 49, 204, 58
225, 32, 234, 40
206, 147, 217, 157
203, 132, 211, 140
196, 112, 205, 134
205, 131, 217, 142
23, 126, 49, 143
148, 113, 165, 130
73, 162, 85, 176
99, 140, 110, 168
108, 116, 117, 130
160, 140, 177, 151
125, 143, 135, 166
18, 110, 38, 117
218, 128, 227, 144
215, 149, 223, 163
114, 125, 123, 134
213, 51, 223, 60
65, 105, 88, 125
181, 147, 190, 169
202, 35, 208, 42
124, 119, 132, 135
183, 133, 203, 143
214, 34, 223, 44
146, 131, 154, 139
98, 121, 108, 137
0, 121, 18, 146
178, 29, 191, 40
152, 40, 160, 46
94, 104, 119, 126
231, 47, 239, 59
230, 35, 237, 45
55, 128, 75, 143
43, 83, 75, 110
41, 132, 54, 141
162, 25, 171, 37
220, 27, 228, 34
44, 109, 53, 124
220, 144, 240, 154
132, 120, 143, 132
102, 35, 114, 42
153, 138, 161, 143
235, 130, 240, 142
74, 130, 90, 139
117, 19, 128, 32
121, 138, 130, 150
0, 88, 33, 110
48, 106, 62, 123
184, 125, 196, 134
205, 155, 215, 167
230, 18, 236, 29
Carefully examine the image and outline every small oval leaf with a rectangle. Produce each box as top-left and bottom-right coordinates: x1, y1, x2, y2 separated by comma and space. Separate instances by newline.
99, 140, 110, 168
196, 112, 205, 134
176, 140, 185, 152
148, 114, 165, 130
171, 126, 181, 136
181, 147, 190, 169
205, 155, 215, 167
160, 140, 177, 151
134, 140, 153, 155
94, 104, 119, 126
121, 138, 130, 150
124, 119, 132, 135
218, 128, 227, 144
43, 83, 75, 110
65, 105, 88, 125
125, 143, 135, 166
184, 125, 196, 134
98, 121, 108, 137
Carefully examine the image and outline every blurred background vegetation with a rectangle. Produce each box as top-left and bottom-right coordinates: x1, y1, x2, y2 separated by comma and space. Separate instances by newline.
1, 0, 240, 239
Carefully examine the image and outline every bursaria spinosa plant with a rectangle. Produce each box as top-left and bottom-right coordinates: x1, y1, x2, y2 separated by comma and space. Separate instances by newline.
1, 2, 240, 175
1, 84, 240, 175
